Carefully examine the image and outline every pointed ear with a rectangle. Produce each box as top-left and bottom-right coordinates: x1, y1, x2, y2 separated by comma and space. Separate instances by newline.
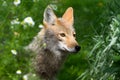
62, 7, 74, 25
43, 6, 57, 25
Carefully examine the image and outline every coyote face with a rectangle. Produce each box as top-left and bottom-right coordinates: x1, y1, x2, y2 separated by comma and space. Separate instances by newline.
43, 6, 81, 54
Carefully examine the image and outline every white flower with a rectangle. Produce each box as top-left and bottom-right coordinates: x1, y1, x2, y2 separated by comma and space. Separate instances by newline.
23, 73, 36, 80
23, 17, 35, 27
11, 49, 17, 55
11, 18, 20, 25
23, 74, 28, 80
38, 24, 44, 28
16, 70, 22, 74
14, 0, 21, 6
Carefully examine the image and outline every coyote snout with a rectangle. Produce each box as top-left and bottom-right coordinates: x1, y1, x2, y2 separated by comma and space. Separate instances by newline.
27, 6, 80, 80
58, 35, 81, 53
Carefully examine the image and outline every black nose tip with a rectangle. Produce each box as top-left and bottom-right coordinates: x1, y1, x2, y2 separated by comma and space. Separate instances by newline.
75, 46, 81, 52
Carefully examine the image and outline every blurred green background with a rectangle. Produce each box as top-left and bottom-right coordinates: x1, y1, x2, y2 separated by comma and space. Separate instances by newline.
1, 0, 120, 80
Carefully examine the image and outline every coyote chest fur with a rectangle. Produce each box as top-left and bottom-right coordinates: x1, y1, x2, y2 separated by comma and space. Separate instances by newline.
27, 6, 81, 80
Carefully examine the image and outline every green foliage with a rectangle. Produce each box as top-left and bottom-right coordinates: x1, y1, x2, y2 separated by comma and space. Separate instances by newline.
76, 0, 120, 80
77, 14, 120, 80
0, 0, 120, 80
0, 0, 53, 80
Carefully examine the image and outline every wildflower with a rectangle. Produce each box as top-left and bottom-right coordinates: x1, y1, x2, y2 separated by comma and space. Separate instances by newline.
14, 32, 20, 37
23, 73, 36, 80
11, 49, 17, 55
22, 17, 35, 27
23, 74, 28, 80
11, 18, 20, 25
38, 24, 44, 28
16, 70, 22, 74
13, 0, 21, 6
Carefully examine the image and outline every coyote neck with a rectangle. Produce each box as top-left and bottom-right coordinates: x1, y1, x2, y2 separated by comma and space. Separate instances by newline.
27, 30, 68, 79
33, 41, 67, 80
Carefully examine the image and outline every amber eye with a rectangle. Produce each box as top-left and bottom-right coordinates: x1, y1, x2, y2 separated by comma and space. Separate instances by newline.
60, 33, 66, 37
73, 33, 76, 37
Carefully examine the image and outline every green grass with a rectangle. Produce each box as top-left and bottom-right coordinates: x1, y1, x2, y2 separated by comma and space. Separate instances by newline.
0, 0, 120, 80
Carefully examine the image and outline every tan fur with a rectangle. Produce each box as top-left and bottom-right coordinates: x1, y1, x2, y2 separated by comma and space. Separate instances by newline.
26, 6, 80, 80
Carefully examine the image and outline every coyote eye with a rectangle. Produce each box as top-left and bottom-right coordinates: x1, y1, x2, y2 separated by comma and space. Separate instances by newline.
73, 33, 76, 37
52, 23, 55, 25
60, 33, 66, 37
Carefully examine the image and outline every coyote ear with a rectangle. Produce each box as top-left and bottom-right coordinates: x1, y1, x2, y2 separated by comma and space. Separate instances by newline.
43, 6, 57, 25
62, 7, 74, 25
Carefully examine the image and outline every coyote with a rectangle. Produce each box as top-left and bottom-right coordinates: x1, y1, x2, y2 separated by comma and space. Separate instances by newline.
27, 6, 81, 80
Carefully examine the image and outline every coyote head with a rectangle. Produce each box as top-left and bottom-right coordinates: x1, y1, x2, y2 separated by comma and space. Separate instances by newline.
43, 6, 81, 54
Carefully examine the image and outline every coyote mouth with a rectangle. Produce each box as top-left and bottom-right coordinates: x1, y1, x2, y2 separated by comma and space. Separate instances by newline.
63, 47, 68, 52
61, 47, 75, 53
58, 47, 68, 52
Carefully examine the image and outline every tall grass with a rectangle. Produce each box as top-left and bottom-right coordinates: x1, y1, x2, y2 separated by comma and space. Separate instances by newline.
77, 0, 120, 79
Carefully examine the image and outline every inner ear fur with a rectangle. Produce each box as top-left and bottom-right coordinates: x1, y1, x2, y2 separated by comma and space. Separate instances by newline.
62, 7, 74, 25
43, 6, 57, 26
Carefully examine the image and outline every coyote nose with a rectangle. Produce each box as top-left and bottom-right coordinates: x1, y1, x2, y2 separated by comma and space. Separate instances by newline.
75, 46, 81, 52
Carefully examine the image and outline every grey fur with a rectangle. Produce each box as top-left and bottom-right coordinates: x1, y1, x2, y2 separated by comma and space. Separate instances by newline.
26, 29, 68, 80
44, 6, 56, 25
